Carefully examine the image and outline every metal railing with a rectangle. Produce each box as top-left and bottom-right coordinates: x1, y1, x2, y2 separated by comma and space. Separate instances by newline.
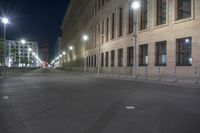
60, 65, 199, 83
0, 67, 38, 77
85, 66, 200, 83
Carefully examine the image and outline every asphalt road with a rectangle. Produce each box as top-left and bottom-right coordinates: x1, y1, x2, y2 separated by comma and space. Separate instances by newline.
0, 69, 200, 133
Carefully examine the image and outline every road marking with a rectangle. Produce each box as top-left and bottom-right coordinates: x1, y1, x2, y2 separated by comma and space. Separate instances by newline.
2, 96, 9, 100
126, 106, 135, 110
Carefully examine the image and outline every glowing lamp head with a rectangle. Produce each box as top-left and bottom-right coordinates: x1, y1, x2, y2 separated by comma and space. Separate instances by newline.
83, 35, 88, 41
63, 51, 66, 55
1, 18, 9, 25
69, 46, 74, 50
28, 48, 32, 52
21, 39, 26, 44
131, 1, 141, 10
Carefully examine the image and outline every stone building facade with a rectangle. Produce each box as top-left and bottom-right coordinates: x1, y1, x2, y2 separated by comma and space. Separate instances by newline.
60, 0, 200, 81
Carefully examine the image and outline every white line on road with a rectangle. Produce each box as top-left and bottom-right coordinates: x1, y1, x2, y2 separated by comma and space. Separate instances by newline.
2, 96, 9, 100
126, 106, 135, 110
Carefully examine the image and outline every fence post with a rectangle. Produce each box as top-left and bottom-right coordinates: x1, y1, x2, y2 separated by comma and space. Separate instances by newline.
173, 66, 177, 82
107, 67, 109, 77
158, 67, 161, 81
195, 66, 198, 84
111, 67, 113, 77
145, 67, 147, 80
117, 67, 119, 78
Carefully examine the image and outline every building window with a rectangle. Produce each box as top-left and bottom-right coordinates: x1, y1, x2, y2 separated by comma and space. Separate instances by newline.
176, 0, 191, 20
87, 57, 89, 67
102, 21, 104, 43
111, 50, 115, 67
102, 0, 105, 7
156, 0, 166, 25
105, 51, 109, 67
95, 2, 97, 14
101, 52, 104, 67
127, 46, 134, 66
94, 54, 97, 67
99, 0, 101, 10
118, 49, 123, 66
111, 13, 115, 39
92, 6, 94, 17
91, 55, 94, 67
139, 44, 148, 66
106, 17, 109, 41
89, 56, 91, 67
140, 0, 148, 30
155, 41, 167, 66
176, 37, 192, 66
128, 5, 133, 34
119, 7, 123, 36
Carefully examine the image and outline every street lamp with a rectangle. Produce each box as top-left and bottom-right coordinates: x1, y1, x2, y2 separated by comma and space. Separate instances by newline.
69, 46, 74, 51
131, 1, 140, 79
1, 17, 9, 67
63, 51, 66, 55
82, 35, 88, 73
20, 39, 26, 44
28, 48, 32, 52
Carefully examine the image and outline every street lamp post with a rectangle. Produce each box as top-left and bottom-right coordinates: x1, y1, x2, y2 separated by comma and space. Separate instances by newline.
1, 17, 9, 68
97, 32, 101, 76
131, 1, 140, 79
83, 35, 88, 73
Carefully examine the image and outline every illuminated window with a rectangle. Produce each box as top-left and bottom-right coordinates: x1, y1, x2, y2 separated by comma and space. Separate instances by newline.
155, 41, 167, 66
139, 44, 148, 66
176, 37, 192, 66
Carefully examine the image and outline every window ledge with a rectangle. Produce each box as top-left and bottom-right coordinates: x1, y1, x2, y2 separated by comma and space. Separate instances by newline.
138, 28, 150, 33
153, 23, 169, 30
174, 17, 194, 24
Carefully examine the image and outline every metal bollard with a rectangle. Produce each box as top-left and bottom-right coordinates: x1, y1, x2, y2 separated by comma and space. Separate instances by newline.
145, 67, 147, 80
173, 67, 177, 82
158, 67, 161, 81
195, 67, 198, 84
117, 67, 120, 78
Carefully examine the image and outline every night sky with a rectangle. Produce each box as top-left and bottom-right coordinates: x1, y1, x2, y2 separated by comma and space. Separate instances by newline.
0, 0, 70, 60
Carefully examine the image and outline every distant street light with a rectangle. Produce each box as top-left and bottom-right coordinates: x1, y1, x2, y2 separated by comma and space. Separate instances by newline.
131, 1, 141, 9
1, 17, 10, 67
28, 48, 32, 52
69, 46, 74, 51
20, 39, 26, 44
1, 18, 9, 25
82, 35, 88, 73
63, 51, 66, 55
83, 35, 88, 41
131, 1, 140, 79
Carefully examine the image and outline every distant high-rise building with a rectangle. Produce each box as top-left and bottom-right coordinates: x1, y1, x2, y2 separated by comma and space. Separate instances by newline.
4, 40, 38, 67
39, 40, 49, 68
